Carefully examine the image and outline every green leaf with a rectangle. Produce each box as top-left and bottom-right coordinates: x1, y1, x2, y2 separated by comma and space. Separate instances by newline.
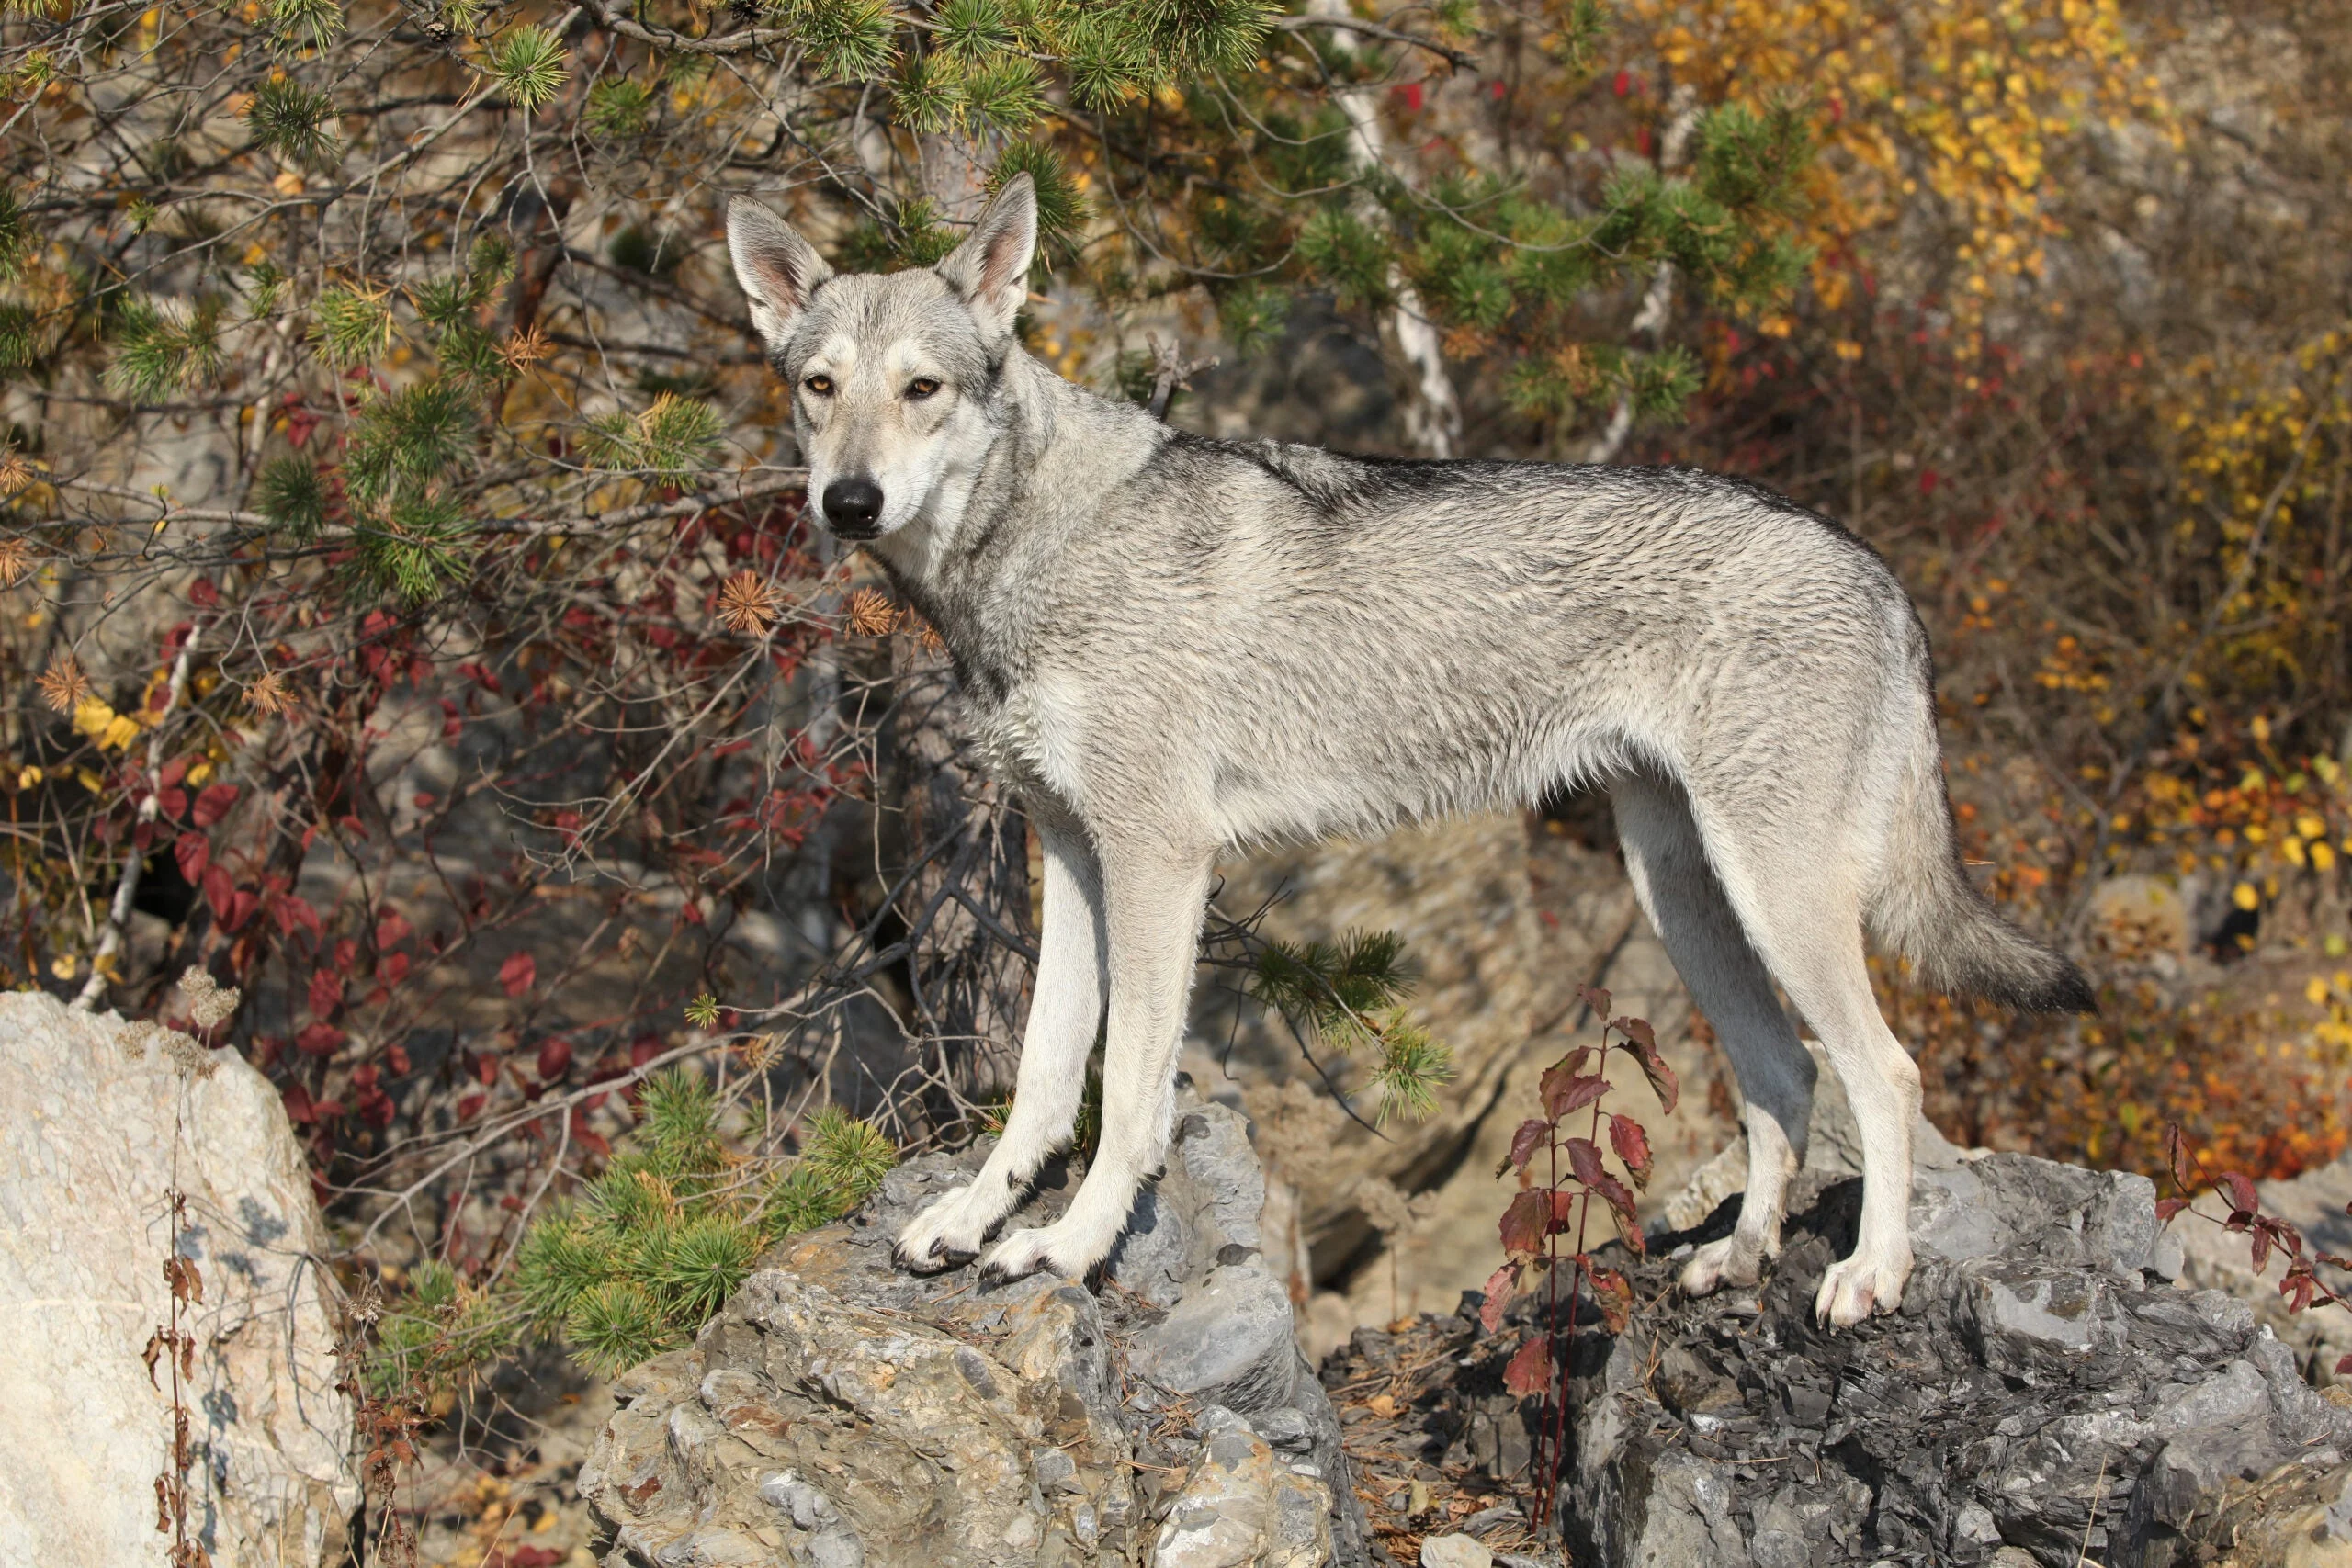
800, 1105, 894, 1204
343, 380, 476, 505
244, 75, 339, 166
260, 0, 342, 54
308, 282, 393, 368
254, 456, 327, 540
584, 76, 652, 137
490, 26, 567, 111
107, 298, 226, 402
990, 141, 1087, 257
564, 1280, 673, 1378
0, 186, 32, 283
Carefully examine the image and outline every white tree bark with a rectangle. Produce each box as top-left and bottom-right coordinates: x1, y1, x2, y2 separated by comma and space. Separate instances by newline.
1312, 0, 1463, 458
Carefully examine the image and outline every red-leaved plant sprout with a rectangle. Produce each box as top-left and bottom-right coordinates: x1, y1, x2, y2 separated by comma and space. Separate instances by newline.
2157, 1122, 2352, 1364
1481, 984, 1679, 1530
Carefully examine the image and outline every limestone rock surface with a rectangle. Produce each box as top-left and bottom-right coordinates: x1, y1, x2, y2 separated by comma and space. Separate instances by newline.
0, 991, 356, 1568
580, 1086, 1367, 1567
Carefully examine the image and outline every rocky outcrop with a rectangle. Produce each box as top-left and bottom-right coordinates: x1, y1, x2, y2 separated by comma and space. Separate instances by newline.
580, 1084, 1369, 1567
0, 989, 356, 1568
1319, 1142, 2352, 1567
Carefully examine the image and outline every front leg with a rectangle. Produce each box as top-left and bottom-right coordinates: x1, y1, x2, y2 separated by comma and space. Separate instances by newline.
982, 837, 1213, 1282
896, 818, 1108, 1269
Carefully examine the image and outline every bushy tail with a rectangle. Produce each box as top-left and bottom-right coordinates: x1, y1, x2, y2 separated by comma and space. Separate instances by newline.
1868, 725, 2097, 1014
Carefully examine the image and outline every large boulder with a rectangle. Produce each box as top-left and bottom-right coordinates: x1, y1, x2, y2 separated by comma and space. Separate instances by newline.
0, 989, 357, 1567
580, 1084, 1369, 1567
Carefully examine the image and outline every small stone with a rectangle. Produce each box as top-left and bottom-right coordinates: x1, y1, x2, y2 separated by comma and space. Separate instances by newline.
1419, 1534, 1494, 1568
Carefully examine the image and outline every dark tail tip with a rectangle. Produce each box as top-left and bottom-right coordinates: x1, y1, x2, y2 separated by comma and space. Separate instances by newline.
1993, 954, 2098, 1016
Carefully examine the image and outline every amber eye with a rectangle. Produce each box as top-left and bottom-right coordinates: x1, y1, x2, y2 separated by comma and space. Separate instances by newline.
906, 377, 941, 400
802, 374, 833, 396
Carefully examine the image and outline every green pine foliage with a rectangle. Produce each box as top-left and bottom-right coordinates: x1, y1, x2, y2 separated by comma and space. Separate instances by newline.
489, 25, 567, 110
584, 393, 725, 479
511, 1070, 894, 1377
244, 75, 339, 167
254, 456, 328, 540
1248, 930, 1456, 1125
366, 1072, 896, 1391
106, 297, 225, 402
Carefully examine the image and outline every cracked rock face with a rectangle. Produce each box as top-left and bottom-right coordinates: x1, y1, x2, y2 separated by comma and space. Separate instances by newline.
1562, 1153, 2352, 1567
0, 993, 356, 1568
580, 1086, 1368, 1567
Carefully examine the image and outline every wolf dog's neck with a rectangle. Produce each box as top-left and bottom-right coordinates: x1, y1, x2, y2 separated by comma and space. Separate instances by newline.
863, 349, 1167, 702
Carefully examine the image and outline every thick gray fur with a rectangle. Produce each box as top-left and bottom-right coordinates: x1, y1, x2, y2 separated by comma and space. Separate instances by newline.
728, 176, 2094, 1327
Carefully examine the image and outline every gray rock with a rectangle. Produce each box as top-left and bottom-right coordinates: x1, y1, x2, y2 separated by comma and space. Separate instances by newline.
1131, 1263, 1301, 1414
582, 1080, 1368, 1566
1559, 1150, 2352, 1567
1152, 1406, 1334, 1568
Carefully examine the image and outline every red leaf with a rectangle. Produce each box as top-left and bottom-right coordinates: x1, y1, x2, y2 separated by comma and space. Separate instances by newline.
2335, 1354, 2352, 1377
295, 1022, 345, 1055
2154, 1198, 2189, 1224
1503, 1334, 1555, 1398
1499, 1190, 1551, 1257
174, 831, 209, 883
226, 888, 260, 932
155, 786, 187, 821
2165, 1125, 2200, 1196
1577, 983, 1611, 1019
1629, 1033, 1679, 1116
536, 1038, 572, 1082
1542, 1068, 1610, 1122
375, 909, 412, 949
1587, 1264, 1634, 1334
202, 863, 234, 920
1611, 1015, 1656, 1052
500, 953, 537, 998
1610, 1113, 1655, 1189
1506, 1117, 1551, 1174
2221, 1171, 2258, 1217
457, 1091, 486, 1122
376, 952, 410, 987
158, 756, 190, 789
190, 783, 240, 827
2252, 1225, 2273, 1274
1479, 1262, 1521, 1333
281, 1083, 317, 1123
308, 969, 341, 1020
187, 577, 220, 609
1565, 1136, 1609, 1190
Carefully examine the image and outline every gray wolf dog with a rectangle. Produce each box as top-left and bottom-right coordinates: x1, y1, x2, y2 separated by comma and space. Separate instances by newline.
726, 175, 2094, 1326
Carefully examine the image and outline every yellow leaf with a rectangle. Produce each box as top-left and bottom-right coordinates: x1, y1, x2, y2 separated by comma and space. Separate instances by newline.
2312, 978, 2335, 1007
71, 696, 117, 739
2298, 814, 2328, 840
2233, 882, 2259, 911
16, 765, 40, 789
50, 953, 78, 979
2314, 842, 2337, 873
76, 768, 103, 793
99, 716, 141, 751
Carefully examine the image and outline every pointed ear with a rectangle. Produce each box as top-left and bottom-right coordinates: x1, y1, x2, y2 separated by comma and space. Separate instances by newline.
935, 174, 1037, 341
728, 197, 832, 354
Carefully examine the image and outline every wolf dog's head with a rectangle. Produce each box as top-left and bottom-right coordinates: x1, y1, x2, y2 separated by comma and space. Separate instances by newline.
725, 176, 1037, 544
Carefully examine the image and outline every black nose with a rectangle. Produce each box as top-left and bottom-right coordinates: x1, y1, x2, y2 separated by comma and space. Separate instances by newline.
822, 478, 885, 536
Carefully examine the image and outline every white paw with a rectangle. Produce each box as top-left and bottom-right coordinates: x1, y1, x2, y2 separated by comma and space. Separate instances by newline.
978, 1215, 1117, 1284
1813, 1246, 1913, 1327
893, 1181, 1009, 1272
1678, 1232, 1772, 1298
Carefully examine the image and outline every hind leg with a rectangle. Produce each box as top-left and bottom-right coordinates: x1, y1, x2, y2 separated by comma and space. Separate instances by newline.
1695, 815, 1922, 1326
1613, 773, 1817, 1296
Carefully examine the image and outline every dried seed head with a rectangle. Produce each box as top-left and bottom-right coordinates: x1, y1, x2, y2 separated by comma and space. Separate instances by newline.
845, 586, 899, 637
245, 669, 294, 716
0, 536, 33, 587
716, 570, 781, 636
38, 656, 91, 714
